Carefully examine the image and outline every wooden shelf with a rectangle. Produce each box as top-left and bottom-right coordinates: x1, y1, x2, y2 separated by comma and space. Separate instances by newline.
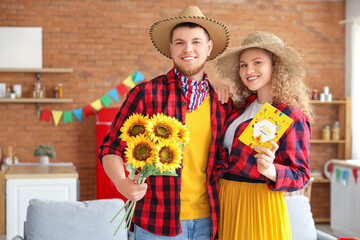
0, 98, 73, 103
0, 68, 73, 73
310, 139, 346, 144
310, 99, 346, 104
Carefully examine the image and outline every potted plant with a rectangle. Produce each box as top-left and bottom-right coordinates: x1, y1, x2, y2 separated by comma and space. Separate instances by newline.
33, 144, 56, 164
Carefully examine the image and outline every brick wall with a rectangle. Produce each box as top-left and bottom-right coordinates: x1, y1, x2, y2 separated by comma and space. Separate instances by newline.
0, 0, 345, 219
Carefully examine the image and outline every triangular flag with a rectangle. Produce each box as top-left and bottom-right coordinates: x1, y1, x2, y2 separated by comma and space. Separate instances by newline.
52, 110, 63, 126
116, 83, 129, 96
133, 71, 145, 84
342, 170, 348, 186
83, 105, 95, 117
336, 168, 340, 182
353, 168, 358, 184
72, 108, 83, 122
40, 109, 52, 122
329, 163, 334, 175
63, 111, 73, 123
101, 94, 114, 107
107, 88, 119, 102
123, 75, 136, 89
91, 99, 102, 111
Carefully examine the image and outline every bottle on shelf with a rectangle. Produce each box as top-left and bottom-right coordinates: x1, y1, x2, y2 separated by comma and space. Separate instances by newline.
58, 83, 63, 98
53, 86, 59, 98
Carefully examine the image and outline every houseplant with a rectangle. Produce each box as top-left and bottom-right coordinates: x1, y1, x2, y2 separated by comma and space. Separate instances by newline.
33, 144, 56, 164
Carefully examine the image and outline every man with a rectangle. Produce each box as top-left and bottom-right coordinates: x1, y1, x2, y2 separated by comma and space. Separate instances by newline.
99, 6, 231, 240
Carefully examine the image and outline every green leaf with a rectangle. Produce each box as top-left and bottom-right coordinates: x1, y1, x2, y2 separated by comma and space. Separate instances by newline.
125, 163, 137, 180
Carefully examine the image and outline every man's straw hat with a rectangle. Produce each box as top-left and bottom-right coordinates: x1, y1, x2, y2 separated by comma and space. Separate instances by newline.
216, 31, 302, 83
150, 6, 230, 60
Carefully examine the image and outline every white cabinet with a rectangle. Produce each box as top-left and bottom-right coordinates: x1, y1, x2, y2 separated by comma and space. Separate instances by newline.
0, 164, 78, 240
329, 160, 360, 237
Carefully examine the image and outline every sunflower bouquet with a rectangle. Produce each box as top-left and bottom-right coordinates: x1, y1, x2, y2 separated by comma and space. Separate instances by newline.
111, 113, 190, 235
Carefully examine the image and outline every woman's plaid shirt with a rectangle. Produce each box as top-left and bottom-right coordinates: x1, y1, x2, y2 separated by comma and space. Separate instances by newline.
215, 94, 311, 192
99, 69, 232, 239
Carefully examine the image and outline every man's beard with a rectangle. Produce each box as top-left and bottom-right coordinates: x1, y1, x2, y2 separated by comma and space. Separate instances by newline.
173, 61, 206, 80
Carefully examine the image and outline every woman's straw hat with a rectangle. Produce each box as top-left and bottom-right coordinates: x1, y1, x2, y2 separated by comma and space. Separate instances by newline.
216, 31, 302, 82
150, 6, 230, 60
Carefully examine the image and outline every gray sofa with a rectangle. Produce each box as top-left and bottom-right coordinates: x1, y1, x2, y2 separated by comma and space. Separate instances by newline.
12, 196, 335, 240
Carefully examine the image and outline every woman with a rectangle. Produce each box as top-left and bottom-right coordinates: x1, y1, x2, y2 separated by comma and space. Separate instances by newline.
214, 31, 313, 240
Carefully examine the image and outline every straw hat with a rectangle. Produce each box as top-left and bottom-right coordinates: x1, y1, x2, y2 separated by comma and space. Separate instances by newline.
149, 6, 230, 60
216, 31, 302, 83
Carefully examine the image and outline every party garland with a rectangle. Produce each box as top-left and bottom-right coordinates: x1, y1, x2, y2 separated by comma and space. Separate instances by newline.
40, 71, 146, 126
328, 163, 359, 186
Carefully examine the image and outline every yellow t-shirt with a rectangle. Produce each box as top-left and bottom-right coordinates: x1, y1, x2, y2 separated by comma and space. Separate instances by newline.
180, 95, 212, 220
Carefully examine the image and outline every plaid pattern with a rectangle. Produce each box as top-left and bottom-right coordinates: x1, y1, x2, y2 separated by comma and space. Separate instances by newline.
99, 68, 232, 239
215, 94, 311, 192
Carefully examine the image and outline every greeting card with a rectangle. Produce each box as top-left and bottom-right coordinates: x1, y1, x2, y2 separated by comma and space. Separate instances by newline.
238, 102, 293, 152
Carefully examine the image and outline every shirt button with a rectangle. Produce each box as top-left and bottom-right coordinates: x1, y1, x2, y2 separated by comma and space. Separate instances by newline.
182, 102, 186, 106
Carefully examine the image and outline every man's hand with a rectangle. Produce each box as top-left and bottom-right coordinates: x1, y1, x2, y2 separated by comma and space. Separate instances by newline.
212, 82, 231, 104
117, 174, 148, 201
102, 155, 147, 202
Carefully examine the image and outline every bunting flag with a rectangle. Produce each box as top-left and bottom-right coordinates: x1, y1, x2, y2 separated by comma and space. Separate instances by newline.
40, 109, 52, 122
353, 168, 358, 184
107, 88, 119, 102
342, 170, 348, 186
52, 110, 63, 126
63, 111, 73, 123
83, 105, 95, 117
116, 83, 129, 97
72, 108, 83, 123
133, 71, 145, 84
39, 71, 145, 126
336, 168, 340, 182
100, 94, 113, 107
123, 75, 136, 89
91, 99, 102, 112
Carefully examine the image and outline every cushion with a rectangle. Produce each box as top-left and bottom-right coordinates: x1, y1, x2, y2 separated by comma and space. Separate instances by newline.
25, 198, 127, 240
285, 196, 317, 240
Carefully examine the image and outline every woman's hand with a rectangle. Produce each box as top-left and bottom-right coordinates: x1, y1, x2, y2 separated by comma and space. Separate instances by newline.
212, 82, 231, 104
253, 141, 279, 182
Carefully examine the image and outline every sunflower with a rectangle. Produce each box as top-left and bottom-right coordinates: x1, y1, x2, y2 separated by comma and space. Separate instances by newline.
125, 135, 156, 169
173, 120, 190, 145
155, 139, 182, 173
146, 113, 179, 142
120, 113, 148, 141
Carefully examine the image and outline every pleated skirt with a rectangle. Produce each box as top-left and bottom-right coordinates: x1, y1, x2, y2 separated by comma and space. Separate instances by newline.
218, 178, 292, 240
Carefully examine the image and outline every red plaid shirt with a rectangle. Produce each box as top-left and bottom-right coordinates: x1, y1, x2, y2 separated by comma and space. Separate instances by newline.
215, 94, 311, 191
99, 68, 232, 239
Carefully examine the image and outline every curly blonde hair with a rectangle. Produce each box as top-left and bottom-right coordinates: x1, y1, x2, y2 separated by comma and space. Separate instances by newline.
233, 48, 313, 120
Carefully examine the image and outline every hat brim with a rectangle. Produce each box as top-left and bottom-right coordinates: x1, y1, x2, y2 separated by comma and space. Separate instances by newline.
150, 16, 230, 60
215, 43, 302, 83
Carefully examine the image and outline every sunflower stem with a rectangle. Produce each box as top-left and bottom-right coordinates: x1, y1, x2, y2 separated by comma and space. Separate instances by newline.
126, 201, 137, 229
110, 200, 129, 223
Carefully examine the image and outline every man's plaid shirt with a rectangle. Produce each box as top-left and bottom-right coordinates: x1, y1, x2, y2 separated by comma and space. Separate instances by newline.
99, 69, 232, 239
215, 94, 311, 192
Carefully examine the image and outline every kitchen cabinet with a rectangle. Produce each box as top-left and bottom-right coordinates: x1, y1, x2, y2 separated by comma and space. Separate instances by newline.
0, 164, 78, 239
309, 97, 351, 223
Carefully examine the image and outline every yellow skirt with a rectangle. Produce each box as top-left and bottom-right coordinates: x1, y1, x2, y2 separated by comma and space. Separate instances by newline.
218, 178, 292, 240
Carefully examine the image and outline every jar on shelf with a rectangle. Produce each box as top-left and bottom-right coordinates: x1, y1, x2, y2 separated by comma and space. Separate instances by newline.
332, 121, 340, 140
322, 125, 331, 140
33, 82, 45, 98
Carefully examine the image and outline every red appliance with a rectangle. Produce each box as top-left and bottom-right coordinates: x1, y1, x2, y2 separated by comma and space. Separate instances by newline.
96, 108, 127, 202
